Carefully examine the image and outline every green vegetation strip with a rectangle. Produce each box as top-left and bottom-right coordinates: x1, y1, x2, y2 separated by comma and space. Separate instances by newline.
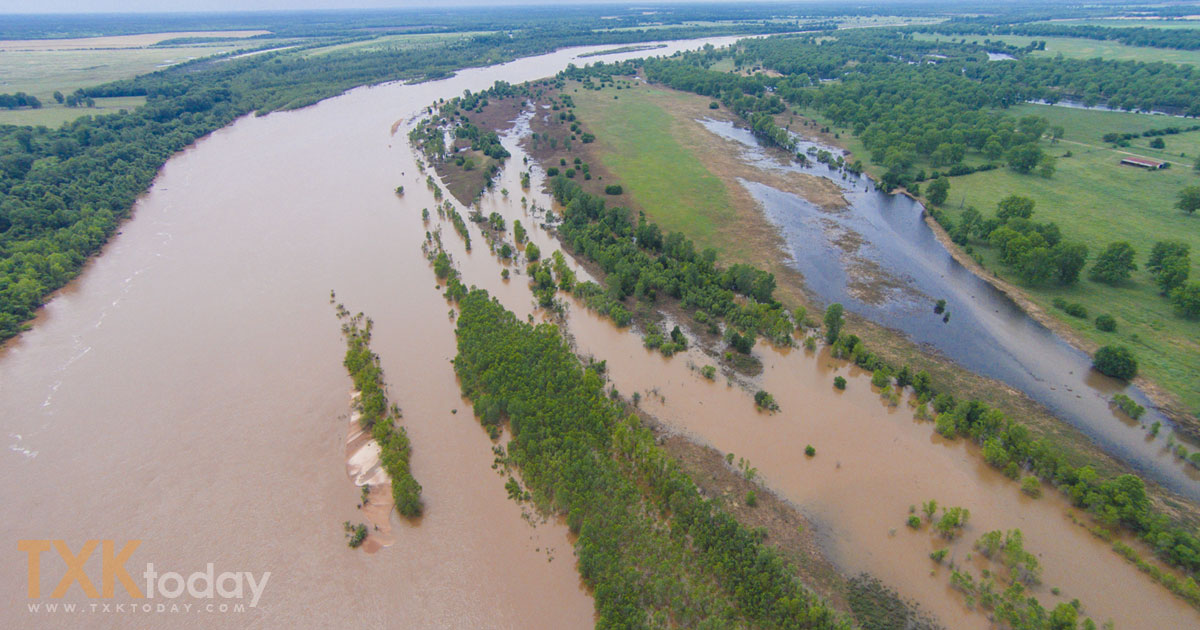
450, 285, 845, 629
339, 311, 422, 518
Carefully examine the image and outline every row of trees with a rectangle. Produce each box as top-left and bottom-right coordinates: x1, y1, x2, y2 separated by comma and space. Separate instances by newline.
549, 175, 795, 347
337, 312, 422, 518
0, 92, 41, 110
916, 20, 1200, 52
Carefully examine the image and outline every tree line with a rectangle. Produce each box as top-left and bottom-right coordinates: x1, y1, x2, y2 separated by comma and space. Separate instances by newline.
452, 285, 847, 629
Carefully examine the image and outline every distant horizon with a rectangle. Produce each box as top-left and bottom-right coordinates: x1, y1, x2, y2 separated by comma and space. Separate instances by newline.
1, 0, 781, 16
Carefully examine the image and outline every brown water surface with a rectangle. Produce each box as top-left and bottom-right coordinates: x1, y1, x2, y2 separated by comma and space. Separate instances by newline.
0, 37, 746, 629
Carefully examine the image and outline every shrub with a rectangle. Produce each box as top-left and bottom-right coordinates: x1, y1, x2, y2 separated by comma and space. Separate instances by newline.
833, 376, 847, 390
907, 515, 922, 529
1063, 303, 1087, 318
701, 365, 717, 380
1021, 476, 1042, 498
546, 167, 559, 176
525, 243, 541, 261
804, 445, 816, 457
605, 184, 623, 195
1094, 345, 1138, 380
709, 101, 720, 109
754, 390, 779, 411
1095, 314, 1117, 332
1112, 393, 1146, 419
745, 490, 758, 507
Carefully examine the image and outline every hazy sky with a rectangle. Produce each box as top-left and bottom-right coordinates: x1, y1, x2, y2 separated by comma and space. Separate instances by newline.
1, 0, 727, 13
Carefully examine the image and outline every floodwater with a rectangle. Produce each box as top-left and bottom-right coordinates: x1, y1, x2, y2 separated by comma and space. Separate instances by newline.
459, 121, 1200, 629
0, 36, 747, 629
694, 118, 1200, 500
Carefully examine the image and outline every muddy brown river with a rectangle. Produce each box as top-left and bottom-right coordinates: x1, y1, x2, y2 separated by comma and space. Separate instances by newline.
2, 34, 1197, 630
0, 38, 745, 629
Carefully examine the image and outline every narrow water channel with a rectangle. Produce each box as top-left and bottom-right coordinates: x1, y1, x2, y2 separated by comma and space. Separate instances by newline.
695, 118, 1200, 499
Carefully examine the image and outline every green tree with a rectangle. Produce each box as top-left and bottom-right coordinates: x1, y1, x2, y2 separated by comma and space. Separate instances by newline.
1178, 185, 1200, 214
996, 195, 1035, 221
1006, 143, 1043, 174
1093, 345, 1138, 380
1155, 254, 1190, 294
1089, 242, 1137, 285
926, 177, 950, 206
1049, 241, 1088, 285
823, 303, 844, 343
1171, 282, 1200, 319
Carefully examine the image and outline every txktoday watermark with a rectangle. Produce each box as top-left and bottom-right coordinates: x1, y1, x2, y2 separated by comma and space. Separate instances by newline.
19, 540, 270, 614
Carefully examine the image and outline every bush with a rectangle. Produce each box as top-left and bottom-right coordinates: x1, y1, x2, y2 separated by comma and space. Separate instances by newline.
701, 365, 717, 380
709, 101, 720, 109
833, 376, 847, 390
1112, 393, 1146, 419
525, 243, 541, 262
754, 390, 779, 411
1095, 314, 1117, 332
745, 490, 758, 507
546, 167, 559, 176
1094, 345, 1138, 380
1063, 303, 1088, 318
907, 515, 922, 529
605, 184, 623, 195
1020, 476, 1042, 498
804, 445, 816, 457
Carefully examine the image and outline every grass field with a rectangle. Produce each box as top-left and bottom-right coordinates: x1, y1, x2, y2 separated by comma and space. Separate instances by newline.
1009, 103, 1200, 164
931, 104, 1200, 416
570, 84, 741, 255
0, 96, 146, 127
0, 43, 257, 101
914, 32, 1200, 65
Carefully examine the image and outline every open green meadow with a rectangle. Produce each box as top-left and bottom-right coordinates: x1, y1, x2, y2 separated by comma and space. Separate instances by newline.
915, 32, 1200, 65
0, 96, 146, 127
571, 83, 739, 254
934, 104, 1200, 415
0, 42, 266, 126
